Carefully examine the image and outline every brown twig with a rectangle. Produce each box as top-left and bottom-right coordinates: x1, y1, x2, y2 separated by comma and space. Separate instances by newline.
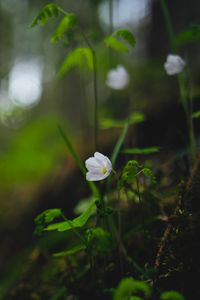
153, 182, 185, 281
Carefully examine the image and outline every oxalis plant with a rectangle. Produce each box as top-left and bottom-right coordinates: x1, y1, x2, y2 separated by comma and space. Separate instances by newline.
31, 2, 196, 300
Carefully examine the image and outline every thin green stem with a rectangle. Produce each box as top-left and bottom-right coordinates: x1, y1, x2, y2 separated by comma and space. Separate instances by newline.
159, 0, 176, 52
109, 0, 113, 34
135, 177, 141, 203
79, 29, 98, 151
117, 188, 124, 275
92, 50, 98, 151
108, 0, 114, 66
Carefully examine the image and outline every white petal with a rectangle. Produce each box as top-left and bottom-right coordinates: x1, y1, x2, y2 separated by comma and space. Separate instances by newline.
94, 152, 112, 169
85, 157, 101, 170
94, 152, 107, 161
86, 171, 107, 181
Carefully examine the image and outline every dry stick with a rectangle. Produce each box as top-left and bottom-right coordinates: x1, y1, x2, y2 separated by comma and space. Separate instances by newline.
153, 183, 184, 281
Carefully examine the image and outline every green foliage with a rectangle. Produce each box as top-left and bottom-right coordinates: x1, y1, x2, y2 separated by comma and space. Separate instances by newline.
129, 112, 145, 124
31, 3, 60, 27
175, 24, 200, 46
104, 29, 136, 53
40, 209, 63, 223
141, 167, 156, 182
122, 147, 160, 155
53, 244, 86, 257
192, 110, 200, 119
119, 161, 156, 188
104, 36, 129, 52
0, 116, 63, 188
58, 47, 93, 76
86, 227, 111, 255
114, 29, 136, 47
120, 160, 139, 188
100, 112, 145, 130
114, 277, 152, 300
34, 208, 63, 236
160, 291, 186, 300
45, 202, 95, 232
51, 14, 77, 43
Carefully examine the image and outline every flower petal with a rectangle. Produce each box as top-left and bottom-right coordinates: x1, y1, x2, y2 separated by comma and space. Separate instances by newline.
85, 157, 101, 170
86, 171, 107, 181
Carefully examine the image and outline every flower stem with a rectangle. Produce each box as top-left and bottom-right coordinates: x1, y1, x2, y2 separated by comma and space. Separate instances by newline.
159, 0, 176, 52
79, 29, 98, 151
62, 214, 86, 245
160, 0, 196, 166
136, 176, 141, 203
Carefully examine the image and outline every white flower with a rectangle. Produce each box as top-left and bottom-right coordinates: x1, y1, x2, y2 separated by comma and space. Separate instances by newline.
106, 65, 129, 90
85, 152, 112, 181
164, 54, 186, 75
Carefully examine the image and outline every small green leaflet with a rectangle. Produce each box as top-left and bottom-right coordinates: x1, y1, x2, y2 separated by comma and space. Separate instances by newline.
51, 13, 77, 43
100, 112, 145, 130
34, 208, 63, 236
104, 29, 136, 53
31, 3, 60, 27
53, 244, 86, 257
115, 29, 136, 47
192, 110, 200, 119
160, 291, 186, 300
58, 47, 93, 76
122, 147, 160, 155
114, 277, 152, 300
45, 202, 95, 232
104, 36, 129, 52
174, 25, 200, 46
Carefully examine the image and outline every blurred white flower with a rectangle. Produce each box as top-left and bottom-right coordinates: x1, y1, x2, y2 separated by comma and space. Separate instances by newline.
164, 54, 186, 75
85, 152, 112, 181
106, 65, 129, 90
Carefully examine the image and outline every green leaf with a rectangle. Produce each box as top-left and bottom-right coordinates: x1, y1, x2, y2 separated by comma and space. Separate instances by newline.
119, 160, 139, 188
104, 29, 136, 53
192, 110, 200, 119
160, 291, 186, 300
58, 47, 93, 76
114, 29, 136, 47
31, 3, 60, 27
45, 202, 95, 232
141, 167, 156, 184
43, 209, 63, 223
175, 25, 200, 46
104, 36, 129, 52
51, 13, 77, 43
114, 277, 151, 300
100, 112, 145, 130
53, 244, 86, 257
100, 118, 124, 129
122, 147, 160, 155
34, 208, 63, 236
58, 125, 99, 198
128, 112, 145, 124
